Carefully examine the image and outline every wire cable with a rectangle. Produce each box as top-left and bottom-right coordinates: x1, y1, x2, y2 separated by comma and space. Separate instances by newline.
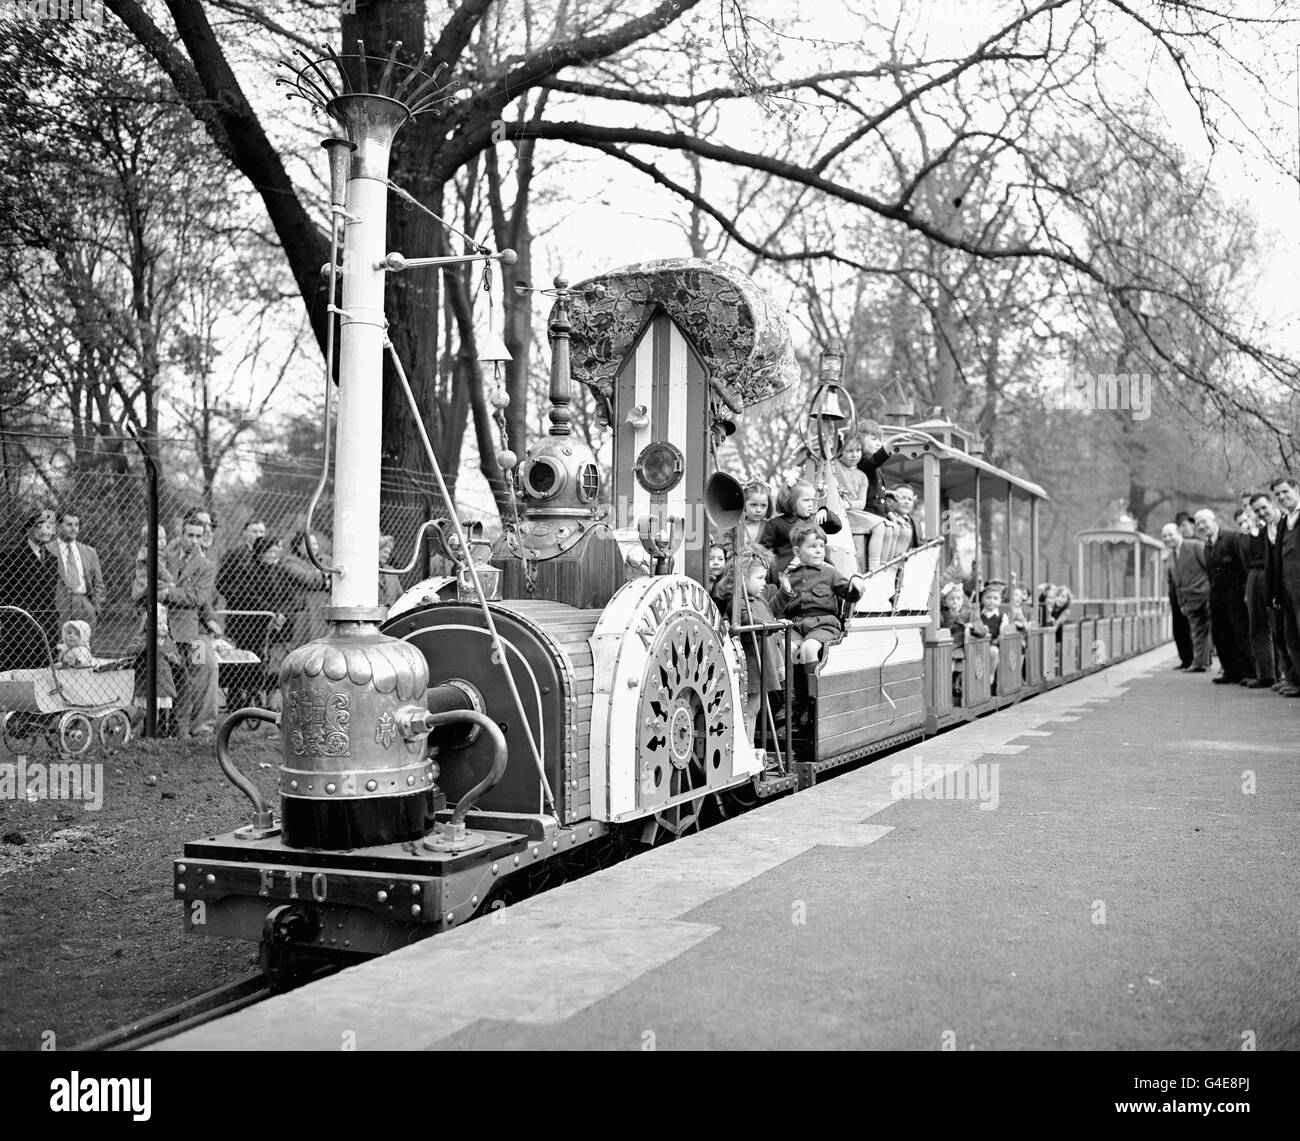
385, 340, 558, 820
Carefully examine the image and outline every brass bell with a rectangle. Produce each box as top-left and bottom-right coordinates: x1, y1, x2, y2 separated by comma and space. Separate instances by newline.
810, 386, 848, 421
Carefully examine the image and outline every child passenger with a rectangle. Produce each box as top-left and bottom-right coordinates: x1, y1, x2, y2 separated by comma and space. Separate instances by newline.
1050, 586, 1073, 643
738, 481, 773, 550
854, 421, 900, 571
707, 543, 727, 593
979, 584, 1006, 678
714, 545, 785, 742
759, 479, 844, 572
776, 522, 865, 720
942, 583, 980, 702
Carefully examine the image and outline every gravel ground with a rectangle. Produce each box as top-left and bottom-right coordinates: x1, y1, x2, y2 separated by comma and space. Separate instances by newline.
0, 727, 282, 1050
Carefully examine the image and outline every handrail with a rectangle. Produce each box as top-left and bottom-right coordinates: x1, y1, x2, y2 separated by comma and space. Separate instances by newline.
216, 707, 278, 831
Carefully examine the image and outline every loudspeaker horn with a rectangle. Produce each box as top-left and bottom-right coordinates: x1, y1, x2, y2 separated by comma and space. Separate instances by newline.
704, 470, 745, 531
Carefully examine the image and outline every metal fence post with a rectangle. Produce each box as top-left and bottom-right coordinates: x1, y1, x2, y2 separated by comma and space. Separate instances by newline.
128, 427, 159, 737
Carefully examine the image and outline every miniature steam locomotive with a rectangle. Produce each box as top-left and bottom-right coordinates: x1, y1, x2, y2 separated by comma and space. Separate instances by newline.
174, 51, 1170, 983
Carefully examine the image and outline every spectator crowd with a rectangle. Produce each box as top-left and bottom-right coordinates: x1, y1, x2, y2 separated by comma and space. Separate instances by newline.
1160, 477, 1300, 697
0, 506, 414, 737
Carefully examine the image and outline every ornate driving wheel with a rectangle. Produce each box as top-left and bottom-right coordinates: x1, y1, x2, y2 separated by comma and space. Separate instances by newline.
637, 612, 733, 815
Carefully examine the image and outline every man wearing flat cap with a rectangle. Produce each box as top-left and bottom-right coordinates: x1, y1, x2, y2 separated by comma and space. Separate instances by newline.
1, 509, 61, 669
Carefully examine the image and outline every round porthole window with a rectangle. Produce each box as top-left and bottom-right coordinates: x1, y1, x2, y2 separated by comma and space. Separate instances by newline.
522, 456, 565, 499
578, 462, 600, 502
635, 441, 684, 494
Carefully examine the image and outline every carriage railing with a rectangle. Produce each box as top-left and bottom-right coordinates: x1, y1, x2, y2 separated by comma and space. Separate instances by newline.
1076, 596, 1171, 618
729, 618, 794, 776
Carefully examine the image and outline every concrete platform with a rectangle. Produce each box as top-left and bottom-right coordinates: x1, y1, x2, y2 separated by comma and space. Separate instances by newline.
159, 648, 1300, 1050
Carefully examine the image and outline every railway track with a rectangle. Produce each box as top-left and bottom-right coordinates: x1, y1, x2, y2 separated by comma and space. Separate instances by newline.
73, 968, 335, 1051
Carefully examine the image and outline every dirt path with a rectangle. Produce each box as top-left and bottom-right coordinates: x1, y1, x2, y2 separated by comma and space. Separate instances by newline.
0, 729, 282, 1050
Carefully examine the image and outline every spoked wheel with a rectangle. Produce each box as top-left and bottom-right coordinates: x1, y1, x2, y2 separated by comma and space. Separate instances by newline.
97, 709, 132, 752
640, 792, 708, 846
57, 711, 94, 756
2, 711, 41, 754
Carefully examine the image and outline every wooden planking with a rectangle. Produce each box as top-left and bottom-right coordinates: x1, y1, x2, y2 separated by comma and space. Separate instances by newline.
503, 604, 602, 826
496, 531, 625, 611
997, 633, 1024, 695
817, 659, 922, 697
817, 695, 925, 741
815, 672, 924, 717
817, 705, 926, 759
923, 641, 954, 717
818, 698, 925, 740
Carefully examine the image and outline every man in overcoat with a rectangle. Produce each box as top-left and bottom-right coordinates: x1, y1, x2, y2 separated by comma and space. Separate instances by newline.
0, 509, 60, 669
1194, 509, 1255, 685
1268, 476, 1300, 697
167, 510, 221, 736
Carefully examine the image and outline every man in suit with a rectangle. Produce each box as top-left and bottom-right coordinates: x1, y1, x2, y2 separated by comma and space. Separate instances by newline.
167, 508, 221, 737
1194, 508, 1255, 685
1249, 489, 1296, 694
1236, 501, 1276, 688
0, 509, 60, 669
1268, 475, 1300, 697
46, 511, 106, 636
1166, 518, 1194, 668
1161, 523, 1212, 672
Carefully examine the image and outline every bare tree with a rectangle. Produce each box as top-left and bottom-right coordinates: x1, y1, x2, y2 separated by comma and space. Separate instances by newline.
87, 0, 1298, 511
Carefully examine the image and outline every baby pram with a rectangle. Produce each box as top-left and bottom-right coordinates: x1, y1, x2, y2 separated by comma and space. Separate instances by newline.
216, 609, 284, 714
0, 606, 133, 755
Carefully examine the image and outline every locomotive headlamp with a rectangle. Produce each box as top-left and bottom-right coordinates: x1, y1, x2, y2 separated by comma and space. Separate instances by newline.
634, 440, 684, 494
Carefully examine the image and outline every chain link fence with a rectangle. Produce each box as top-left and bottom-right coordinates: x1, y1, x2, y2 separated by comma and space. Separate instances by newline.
0, 430, 488, 754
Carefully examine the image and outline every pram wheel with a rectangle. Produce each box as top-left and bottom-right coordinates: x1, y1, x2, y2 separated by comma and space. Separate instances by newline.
56, 712, 93, 756
98, 709, 132, 752
2, 711, 40, 754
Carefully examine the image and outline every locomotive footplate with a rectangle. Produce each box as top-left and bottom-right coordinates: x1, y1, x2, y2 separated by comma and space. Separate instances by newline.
175, 828, 532, 956
754, 772, 799, 798
176, 817, 614, 956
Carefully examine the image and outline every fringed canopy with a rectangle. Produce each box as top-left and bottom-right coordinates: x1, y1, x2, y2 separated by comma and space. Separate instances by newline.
558, 259, 800, 435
